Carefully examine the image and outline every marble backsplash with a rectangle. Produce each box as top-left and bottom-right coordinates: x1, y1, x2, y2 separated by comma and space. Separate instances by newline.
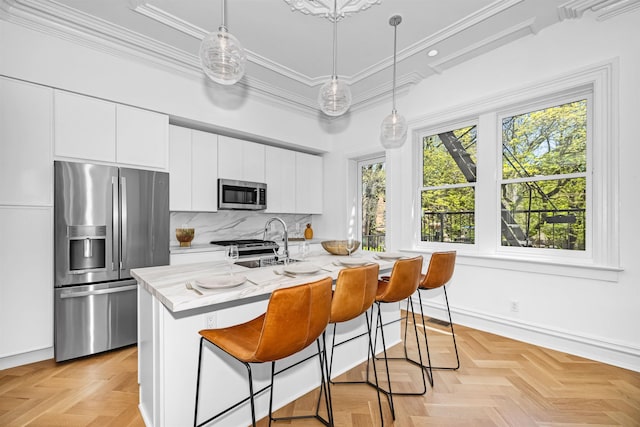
170, 211, 312, 246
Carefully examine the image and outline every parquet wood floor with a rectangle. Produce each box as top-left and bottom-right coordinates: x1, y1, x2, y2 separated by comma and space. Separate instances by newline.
1, 315, 639, 426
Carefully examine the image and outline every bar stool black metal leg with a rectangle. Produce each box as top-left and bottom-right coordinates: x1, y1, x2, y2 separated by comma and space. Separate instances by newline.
194, 337, 204, 427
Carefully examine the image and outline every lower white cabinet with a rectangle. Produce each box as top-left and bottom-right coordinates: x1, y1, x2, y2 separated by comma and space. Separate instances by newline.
169, 125, 218, 212
0, 207, 53, 359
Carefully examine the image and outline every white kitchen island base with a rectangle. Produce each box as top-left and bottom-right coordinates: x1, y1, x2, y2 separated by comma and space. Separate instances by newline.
135, 256, 401, 427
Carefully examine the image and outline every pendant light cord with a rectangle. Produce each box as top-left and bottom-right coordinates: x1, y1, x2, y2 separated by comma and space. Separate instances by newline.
392, 19, 398, 112
331, 0, 338, 78
220, 0, 227, 31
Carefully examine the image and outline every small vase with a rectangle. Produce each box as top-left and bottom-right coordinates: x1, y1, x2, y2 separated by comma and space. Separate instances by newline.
304, 223, 313, 240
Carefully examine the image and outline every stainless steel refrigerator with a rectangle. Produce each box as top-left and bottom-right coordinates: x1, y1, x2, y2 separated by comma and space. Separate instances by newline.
54, 161, 169, 362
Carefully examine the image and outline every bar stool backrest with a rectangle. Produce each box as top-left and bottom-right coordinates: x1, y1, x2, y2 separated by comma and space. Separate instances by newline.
377, 256, 423, 303
330, 263, 380, 323
254, 276, 333, 362
420, 251, 456, 290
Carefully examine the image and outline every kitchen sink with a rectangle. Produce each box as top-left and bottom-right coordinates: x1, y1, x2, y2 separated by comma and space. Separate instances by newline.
236, 256, 301, 269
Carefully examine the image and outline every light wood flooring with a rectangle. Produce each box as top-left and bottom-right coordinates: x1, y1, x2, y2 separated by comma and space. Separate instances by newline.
1, 315, 639, 426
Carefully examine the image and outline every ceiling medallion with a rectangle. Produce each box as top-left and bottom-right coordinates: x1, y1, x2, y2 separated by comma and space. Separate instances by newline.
284, 0, 381, 21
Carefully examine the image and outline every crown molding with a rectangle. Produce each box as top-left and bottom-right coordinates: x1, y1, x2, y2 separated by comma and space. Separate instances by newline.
559, 0, 640, 21
0, 0, 327, 116
429, 18, 537, 74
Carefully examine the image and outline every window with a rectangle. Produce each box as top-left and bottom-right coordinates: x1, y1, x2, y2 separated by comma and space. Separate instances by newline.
500, 100, 587, 250
420, 124, 477, 244
358, 157, 386, 251
411, 62, 617, 275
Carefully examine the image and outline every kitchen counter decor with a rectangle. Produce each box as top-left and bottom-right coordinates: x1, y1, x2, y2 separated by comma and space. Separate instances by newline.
321, 239, 360, 255
175, 227, 195, 247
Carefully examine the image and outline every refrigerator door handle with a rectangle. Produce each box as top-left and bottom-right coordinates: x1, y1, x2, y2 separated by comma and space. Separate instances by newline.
59, 284, 138, 299
112, 176, 119, 271
121, 176, 127, 270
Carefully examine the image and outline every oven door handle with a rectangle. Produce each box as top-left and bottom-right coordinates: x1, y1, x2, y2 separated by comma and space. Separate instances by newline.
59, 284, 138, 299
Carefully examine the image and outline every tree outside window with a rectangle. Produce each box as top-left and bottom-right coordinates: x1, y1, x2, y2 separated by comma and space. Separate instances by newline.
501, 100, 587, 250
421, 125, 477, 244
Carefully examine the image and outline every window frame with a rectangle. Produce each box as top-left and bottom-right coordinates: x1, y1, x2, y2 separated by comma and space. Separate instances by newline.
495, 91, 592, 260
416, 120, 479, 248
356, 155, 386, 250
408, 60, 619, 277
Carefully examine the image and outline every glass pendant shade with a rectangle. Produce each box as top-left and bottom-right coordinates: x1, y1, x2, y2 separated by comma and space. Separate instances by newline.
199, 26, 246, 85
380, 110, 407, 148
318, 76, 352, 116
380, 15, 406, 149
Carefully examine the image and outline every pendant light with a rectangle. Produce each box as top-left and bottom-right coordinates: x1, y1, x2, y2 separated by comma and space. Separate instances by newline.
380, 15, 407, 148
199, 0, 246, 85
318, 0, 352, 116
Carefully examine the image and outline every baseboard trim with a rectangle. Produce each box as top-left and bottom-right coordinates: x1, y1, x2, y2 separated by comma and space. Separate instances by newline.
413, 297, 640, 373
0, 346, 53, 370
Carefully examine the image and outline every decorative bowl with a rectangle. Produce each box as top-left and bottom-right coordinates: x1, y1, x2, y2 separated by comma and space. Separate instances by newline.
175, 228, 195, 247
321, 240, 361, 256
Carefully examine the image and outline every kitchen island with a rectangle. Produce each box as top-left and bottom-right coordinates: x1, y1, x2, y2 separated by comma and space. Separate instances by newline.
133, 252, 402, 427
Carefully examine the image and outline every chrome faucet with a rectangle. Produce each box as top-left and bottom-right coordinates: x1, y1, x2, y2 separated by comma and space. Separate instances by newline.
264, 217, 289, 261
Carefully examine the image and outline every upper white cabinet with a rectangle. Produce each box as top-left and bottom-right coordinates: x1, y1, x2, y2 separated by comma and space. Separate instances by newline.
54, 90, 168, 170
169, 125, 218, 212
217, 135, 265, 183
0, 77, 53, 206
295, 152, 323, 214
116, 104, 168, 169
168, 126, 191, 211
265, 146, 296, 213
54, 90, 116, 163
264, 147, 323, 214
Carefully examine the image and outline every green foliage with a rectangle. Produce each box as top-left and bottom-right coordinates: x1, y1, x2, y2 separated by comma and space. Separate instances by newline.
361, 162, 386, 239
419, 100, 588, 249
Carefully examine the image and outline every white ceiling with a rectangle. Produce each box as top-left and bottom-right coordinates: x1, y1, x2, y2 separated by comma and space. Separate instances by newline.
2, 0, 638, 116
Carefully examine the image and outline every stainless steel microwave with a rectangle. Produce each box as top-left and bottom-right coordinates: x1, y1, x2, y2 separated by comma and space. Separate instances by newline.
218, 179, 267, 210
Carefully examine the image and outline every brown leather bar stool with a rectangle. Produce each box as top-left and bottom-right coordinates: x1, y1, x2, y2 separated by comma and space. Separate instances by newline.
371, 256, 429, 420
193, 277, 334, 427
325, 263, 387, 425
409, 251, 459, 379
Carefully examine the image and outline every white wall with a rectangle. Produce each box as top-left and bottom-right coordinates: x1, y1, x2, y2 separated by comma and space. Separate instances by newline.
322, 10, 640, 371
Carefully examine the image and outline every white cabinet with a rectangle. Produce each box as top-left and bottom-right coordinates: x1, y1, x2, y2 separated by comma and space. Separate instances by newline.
169, 125, 218, 212
54, 90, 116, 162
217, 135, 265, 182
0, 77, 53, 206
168, 126, 191, 211
191, 130, 219, 211
116, 104, 168, 169
54, 90, 168, 169
0, 206, 53, 358
264, 147, 323, 214
295, 152, 323, 214
265, 146, 296, 213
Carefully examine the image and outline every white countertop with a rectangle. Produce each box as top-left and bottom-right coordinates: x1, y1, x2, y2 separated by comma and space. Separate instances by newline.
132, 251, 397, 313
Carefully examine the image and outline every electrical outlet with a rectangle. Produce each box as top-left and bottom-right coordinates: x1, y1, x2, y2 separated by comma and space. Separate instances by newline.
510, 300, 520, 313
205, 314, 217, 329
